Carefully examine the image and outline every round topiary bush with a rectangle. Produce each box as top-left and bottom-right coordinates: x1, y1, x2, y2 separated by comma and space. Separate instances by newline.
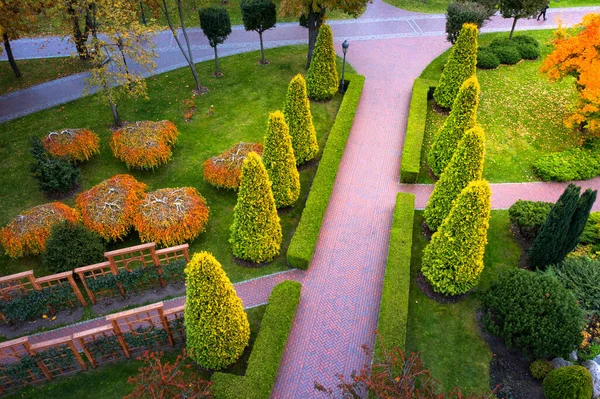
203, 142, 263, 190
489, 37, 515, 48
491, 45, 522, 65
512, 35, 540, 48
543, 366, 593, 399
477, 47, 501, 69
518, 43, 541, 60
134, 187, 210, 247
42, 221, 106, 273
111, 120, 179, 170
42, 128, 100, 162
0, 203, 80, 258
530, 359, 554, 380
76, 174, 147, 241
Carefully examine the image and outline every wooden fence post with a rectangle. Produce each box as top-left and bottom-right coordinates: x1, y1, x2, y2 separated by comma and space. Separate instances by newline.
23, 340, 53, 381
67, 340, 87, 371
66, 274, 87, 306
109, 320, 131, 359
158, 307, 174, 347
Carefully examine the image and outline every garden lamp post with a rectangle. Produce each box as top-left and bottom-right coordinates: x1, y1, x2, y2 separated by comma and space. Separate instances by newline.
340, 40, 349, 94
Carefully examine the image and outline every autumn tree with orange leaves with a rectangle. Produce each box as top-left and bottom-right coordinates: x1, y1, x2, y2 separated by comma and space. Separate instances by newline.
541, 14, 600, 136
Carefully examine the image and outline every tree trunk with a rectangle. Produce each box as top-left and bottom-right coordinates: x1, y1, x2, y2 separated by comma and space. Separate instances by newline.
140, 1, 147, 25
110, 100, 122, 127
67, 0, 90, 60
176, 0, 207, 92
3, 33, 21, 78
214, 46, 220, 75
259, 31, 266, 64
509, 17, 518, 39
305, 5, 326, 69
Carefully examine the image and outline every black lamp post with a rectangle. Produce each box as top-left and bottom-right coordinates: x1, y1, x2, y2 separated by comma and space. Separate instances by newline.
340, 40, 349, 94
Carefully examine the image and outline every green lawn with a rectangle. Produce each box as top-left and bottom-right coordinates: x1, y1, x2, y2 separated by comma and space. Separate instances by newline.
383, 0, 600, 14
418, 30, 579, 183
0, 57, 91, 95
4, 305, 266, 399
0, 45, 352, 283
405, 211, 521, 394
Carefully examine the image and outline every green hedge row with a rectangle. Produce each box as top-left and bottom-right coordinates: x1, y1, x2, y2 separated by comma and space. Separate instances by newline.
400, 79, 437, 183
211, 280, 302, 399
286, 74, 365, 270
376, 192, 414, 356
533, 147, 600, 182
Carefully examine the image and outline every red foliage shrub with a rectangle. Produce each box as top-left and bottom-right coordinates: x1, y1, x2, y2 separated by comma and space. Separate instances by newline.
203, 142, 263, 189
42, 128, 100, 162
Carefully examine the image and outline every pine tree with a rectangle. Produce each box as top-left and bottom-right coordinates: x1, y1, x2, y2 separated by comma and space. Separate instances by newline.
422, 180, 491, 296
428, 75, 480, 176
263, 111, 300, 208
284, 74, 319, 165
184, 251, 250, 370
230, 152, 282, 262
433, 23, 478, 109
306, 24, 338, 101
424, 125, 485, 232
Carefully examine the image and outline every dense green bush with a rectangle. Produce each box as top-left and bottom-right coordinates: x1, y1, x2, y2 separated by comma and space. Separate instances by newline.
211, 280, 301, 399
283, 74, 318, 165
530, 359, 554, 380
517, 43, 541, 60
533, 147, 600, 181
580, 212, 600, 247
491, 45, 522, 65
400, 79, 436, 183
42, 221, 106, 273
489, 37, 515, 48
508, 200, 552, 240
512, 35, 540, 47
306, 24, 338, 101
543, 366, 593, 399
287, 74, 364, 269
445, 2, 492, 44
434, 23, 478, 109
477, 47, 500, 69
483, 268, 584, 358
549, 256, 600, 315
30, 136, 80, 195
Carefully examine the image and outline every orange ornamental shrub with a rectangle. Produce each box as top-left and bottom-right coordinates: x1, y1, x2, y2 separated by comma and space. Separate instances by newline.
0, 203, 80, 258
42, 128, 100, 162
76, 174, 147, 241
203, 142, 263, 189
134, 187, 210, 247
111, 121, 180, 169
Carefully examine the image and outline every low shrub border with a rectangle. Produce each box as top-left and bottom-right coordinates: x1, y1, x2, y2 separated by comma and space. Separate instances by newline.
286, 74, 365, 270
376, 193, 414, 356
211, 280, 302, 399
400, 79, 437, 184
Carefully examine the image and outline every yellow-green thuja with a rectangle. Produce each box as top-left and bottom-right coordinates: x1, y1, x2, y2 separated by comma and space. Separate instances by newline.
433, 23, 478, 109
184, 251, 250, 369
422, 180, 491, 296
424, 125, 485, 231
263, 110, 300, 208
306, 24, 338, 101
284, 74, 319, 165
428, 75, 480, 176
230, 152, 282, 262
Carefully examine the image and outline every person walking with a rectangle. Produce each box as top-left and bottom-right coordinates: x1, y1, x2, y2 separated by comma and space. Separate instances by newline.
537, 2, 549, 21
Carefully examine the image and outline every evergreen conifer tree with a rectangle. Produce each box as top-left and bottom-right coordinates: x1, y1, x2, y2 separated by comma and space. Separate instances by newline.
230, 152, 282, 262
263, 111, 300, 208
184, 251, 250, 369
562, 188, 598, 255
284, 74, 319, 165
424, 125, 485, 231
306, 24, 338, 101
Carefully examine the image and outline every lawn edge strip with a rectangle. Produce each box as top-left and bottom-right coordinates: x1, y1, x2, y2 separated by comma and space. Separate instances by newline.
375, 192, 414, 357
286, 73, 365, 270
400, 78, 437, 183
211, 280, 302, 399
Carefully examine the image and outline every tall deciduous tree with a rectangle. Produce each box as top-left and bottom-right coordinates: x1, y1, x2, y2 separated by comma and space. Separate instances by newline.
199, 7, 232, 76
241, 0, 276, 64
279, 0, 367, 69
283, 74, 319, 164
0, 0, 40, 78
498, 0, 547, 38
540, 14, 600, 136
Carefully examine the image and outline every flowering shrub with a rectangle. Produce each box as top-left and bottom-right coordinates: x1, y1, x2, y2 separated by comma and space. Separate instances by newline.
111, 120, 179, 169
203, 142, 263, 189
76, 174, 147, 241
134, 187, 210, 247
42, 128, 100, 162
0, 202, 80, 258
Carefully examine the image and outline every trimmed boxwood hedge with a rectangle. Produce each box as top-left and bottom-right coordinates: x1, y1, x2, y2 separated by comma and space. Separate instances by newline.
533, 146, 600, 181
376, 193, 414, 357
400, 78, 437, 183
211, 280, 302, 399
286, 74, 365, 270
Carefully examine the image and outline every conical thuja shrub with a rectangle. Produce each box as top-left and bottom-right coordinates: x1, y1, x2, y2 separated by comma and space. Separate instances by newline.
284, 74, 319, 165
306, 24, 338, 101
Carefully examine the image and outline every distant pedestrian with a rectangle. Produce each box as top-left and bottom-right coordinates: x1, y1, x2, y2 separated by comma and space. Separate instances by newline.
537, 2, 549, 21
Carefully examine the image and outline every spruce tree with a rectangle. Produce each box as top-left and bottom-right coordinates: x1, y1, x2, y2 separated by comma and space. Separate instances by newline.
263, 111, 300, 208
562, 188, 598, 256
433, 23, 478, 109
284, 74, 319, 165
529, 184, 581, 269
230, 152, 282, 262
306, 24, 338, 101
184, 251, 250, 369
424, 125, 485, 232
422, 180, 491, 296
428, 75, 480, 176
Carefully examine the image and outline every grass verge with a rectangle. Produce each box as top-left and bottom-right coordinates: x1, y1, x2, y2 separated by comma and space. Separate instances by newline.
382, 0, 600, 14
